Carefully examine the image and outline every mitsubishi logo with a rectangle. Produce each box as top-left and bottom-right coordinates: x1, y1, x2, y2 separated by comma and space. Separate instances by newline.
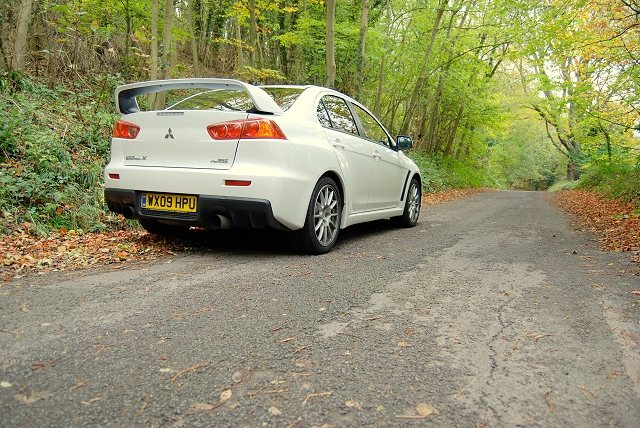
165, 128, 175, 139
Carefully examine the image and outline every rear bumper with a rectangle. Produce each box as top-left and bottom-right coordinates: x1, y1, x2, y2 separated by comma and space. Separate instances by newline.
104, 189, 290, 231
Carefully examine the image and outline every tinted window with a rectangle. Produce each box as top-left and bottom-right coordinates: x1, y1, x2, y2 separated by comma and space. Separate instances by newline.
167, 89, 253, 111
261, 87, 304, 111
353, 104, 390, 146
321, 95, 358, 135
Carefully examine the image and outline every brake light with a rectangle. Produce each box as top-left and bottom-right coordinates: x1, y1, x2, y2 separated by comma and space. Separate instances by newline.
207, 119, 286, 140
113, 120, 140, 139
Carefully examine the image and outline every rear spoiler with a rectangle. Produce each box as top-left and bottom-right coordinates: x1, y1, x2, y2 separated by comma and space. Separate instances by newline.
115, 78, 284, 115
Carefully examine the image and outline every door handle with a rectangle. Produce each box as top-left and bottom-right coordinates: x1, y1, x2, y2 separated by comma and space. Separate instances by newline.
332, 141, 346, 149
373, 153, 381, 160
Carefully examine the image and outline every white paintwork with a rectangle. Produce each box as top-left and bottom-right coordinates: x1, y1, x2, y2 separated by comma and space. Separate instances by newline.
104, 79, 421, 232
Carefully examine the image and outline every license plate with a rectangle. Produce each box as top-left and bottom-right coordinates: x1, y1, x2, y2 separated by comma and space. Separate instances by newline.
141, 193, 197, 213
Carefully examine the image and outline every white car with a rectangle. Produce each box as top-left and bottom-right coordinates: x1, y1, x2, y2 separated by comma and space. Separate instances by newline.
104, 78, 422, 254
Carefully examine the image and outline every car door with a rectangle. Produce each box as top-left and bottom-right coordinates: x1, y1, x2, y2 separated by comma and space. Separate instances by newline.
318, 95, 372, 214
351, 104, 409, 211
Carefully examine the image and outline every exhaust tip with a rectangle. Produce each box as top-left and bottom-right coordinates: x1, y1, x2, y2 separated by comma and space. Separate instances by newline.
122, 205, 136, 219
211, 214, 232, 230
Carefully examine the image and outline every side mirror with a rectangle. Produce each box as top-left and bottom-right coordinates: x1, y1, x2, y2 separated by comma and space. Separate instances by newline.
396, 135, 413, 151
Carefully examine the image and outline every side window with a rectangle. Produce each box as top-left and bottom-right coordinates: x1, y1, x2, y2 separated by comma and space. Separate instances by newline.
316, 100, 332, 128
321, 95, 359, 135
353, 104, 390, 146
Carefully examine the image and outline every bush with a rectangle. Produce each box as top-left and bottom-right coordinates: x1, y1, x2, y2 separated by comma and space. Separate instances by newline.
406, 151, 499, 193
578, 161, 640, 207
0, 75, 124, 235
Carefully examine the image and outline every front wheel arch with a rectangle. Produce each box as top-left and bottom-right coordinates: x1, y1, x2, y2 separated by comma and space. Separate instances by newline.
393, 175, 422, 227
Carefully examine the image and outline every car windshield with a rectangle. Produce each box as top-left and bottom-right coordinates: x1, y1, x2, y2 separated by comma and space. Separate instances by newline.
165, 86, 304, 112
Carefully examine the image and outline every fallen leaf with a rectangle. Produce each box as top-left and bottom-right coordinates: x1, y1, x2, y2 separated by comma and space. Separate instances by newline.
220, 389, 232, 403
397, 342, 412, 347
1, 381, 12, 388
345, 400, 362, 410
187, 402, 214, 414
159, 368, 175, 373
631, 291, 640, 295
416, 402, 439, 416
268, 406, 282, 415
232, 371, 248, 383
376, 405, 385, 411
15, 391, 54, 404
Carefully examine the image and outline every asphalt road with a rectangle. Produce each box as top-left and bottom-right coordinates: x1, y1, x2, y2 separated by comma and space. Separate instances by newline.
1, 190, 639, 427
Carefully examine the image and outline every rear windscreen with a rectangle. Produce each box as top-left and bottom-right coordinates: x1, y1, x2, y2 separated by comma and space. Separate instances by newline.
167, 89, 254, 111
165, 87, 304, 112
260, 87, 304, 111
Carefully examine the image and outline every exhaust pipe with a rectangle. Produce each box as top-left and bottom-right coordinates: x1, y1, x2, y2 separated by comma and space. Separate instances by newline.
211, 214, 232, 230
122, 206, 136, 219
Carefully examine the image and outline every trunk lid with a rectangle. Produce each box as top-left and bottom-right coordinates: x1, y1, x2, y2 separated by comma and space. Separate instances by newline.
120, 110, 248, 170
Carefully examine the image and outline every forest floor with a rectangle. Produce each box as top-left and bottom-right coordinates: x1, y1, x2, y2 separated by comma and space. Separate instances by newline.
0, 188, 638, 281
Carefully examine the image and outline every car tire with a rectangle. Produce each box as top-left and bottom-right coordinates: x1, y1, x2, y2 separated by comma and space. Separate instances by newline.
291, 177, 342, 255
393, 177, 421, 227
139, 218, 189, 236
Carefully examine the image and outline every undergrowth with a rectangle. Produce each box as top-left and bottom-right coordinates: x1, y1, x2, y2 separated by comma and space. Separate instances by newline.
407, 151, 500, 193
0, 73, 126, 235
577, 161, 640, 208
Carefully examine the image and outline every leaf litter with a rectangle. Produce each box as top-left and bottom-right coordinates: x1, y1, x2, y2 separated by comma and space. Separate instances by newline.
552, 190, 640, 263
0, 189, 491, 280
2, 189, 636, 282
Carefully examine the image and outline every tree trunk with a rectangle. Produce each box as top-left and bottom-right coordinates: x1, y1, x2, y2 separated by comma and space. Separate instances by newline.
235, 15, 244, 73
154, 0, 175, 110
567, 160, 576, 181
353, 0, 370, 99
400, 1, 446, 134
249, 0, 257, 68
187, 0, 199, 77
149, 0, 159, 108
325, 0, 336, 88
374, 0, 392, 116
123, 0, 132, 81
12, 0, 34, 70
425, 2, 465, 150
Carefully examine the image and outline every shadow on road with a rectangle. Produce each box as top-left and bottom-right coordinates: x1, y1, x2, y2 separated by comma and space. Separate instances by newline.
153, 218, 405, 255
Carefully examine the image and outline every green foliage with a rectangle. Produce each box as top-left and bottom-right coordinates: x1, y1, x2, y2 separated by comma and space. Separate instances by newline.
407, 151, 500, 193
487, 103, 565, 190
0, 74, 123, 235
577, 160, 640, 207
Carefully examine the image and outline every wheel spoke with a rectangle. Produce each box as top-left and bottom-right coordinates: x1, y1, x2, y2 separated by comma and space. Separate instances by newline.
407, 183, 420, 222
312, 183, 339, 246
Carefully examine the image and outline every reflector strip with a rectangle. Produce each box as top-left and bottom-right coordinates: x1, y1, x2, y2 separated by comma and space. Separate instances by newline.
225, 180, 251, 186
108, 173, 120, 179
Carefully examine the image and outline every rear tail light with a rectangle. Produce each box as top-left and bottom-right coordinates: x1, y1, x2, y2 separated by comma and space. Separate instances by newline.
113, 120, 140, 139
207, 119, 286, 140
